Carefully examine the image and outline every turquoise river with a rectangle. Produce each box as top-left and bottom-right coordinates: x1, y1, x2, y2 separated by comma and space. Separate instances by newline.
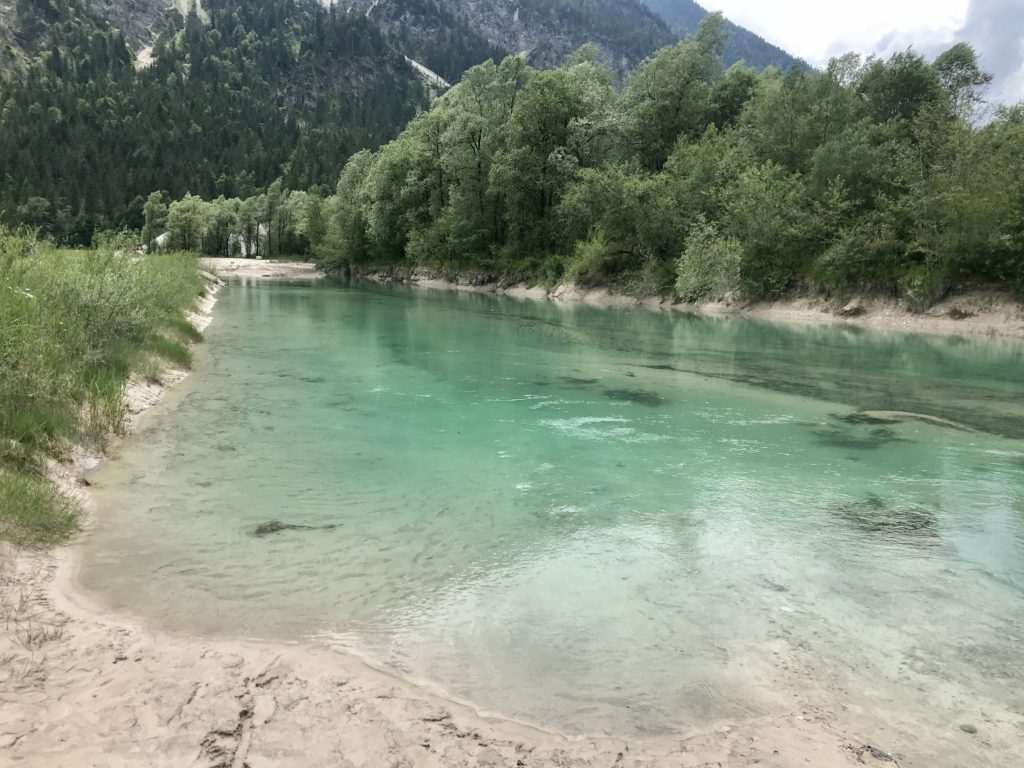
80, 279, 1024, 756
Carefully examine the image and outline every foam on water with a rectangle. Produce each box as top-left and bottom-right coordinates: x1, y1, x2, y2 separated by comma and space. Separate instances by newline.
79, 281, 1024, 762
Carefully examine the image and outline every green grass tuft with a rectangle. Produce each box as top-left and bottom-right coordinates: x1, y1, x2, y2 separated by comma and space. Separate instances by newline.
0, 470, 81, 549
166, 315, 204, 343
146, 335, 193, 368
0, 228, 207, 547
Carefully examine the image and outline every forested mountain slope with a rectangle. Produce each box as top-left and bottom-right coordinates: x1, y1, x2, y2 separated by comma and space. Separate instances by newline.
1, 0, 807, 243
3, 0, 796, 83
643, 0, 800, 70
0, 0, 427, 241
1, 0, 170, 74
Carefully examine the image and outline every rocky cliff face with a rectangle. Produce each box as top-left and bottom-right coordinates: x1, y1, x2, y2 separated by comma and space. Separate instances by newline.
0, 0, 168, 77
349, 0, 673, 76
348, 0, 798, 76
85, 0, 178, 49
455, 0, 671, 70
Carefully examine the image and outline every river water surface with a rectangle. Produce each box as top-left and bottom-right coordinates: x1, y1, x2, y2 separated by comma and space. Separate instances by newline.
80, 280, 1024, 752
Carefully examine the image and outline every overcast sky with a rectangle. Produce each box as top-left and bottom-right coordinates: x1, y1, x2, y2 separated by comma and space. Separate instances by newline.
698, 0, 1024, 103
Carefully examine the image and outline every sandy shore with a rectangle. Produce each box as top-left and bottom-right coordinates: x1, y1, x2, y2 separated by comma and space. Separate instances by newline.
2, 547, 875, 767
366, 270, 1024, 340
688, 293, 1024, 339
0, 268, 995, 767
202, 257, 324, 280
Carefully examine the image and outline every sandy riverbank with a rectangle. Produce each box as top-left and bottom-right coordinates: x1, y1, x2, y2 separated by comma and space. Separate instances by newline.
0, 267, 967, 767
202, 257, 324, 280
690, 292, 1024, 339
366, 270, 1024, 340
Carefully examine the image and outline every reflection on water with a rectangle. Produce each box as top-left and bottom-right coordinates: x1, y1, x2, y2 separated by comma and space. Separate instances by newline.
80, 280, 1024, 762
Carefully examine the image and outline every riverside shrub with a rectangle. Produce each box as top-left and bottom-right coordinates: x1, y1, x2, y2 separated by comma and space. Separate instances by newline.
0, 230, 205, 546
675, 219, 742, 302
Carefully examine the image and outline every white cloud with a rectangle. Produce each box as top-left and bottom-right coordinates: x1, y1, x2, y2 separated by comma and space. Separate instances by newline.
697, 0, 966, 63
954, 0, 1024, 103
696, 0, 1024, 102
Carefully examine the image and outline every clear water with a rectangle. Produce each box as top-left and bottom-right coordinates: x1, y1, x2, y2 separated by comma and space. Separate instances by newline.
81, 280, 1024, 750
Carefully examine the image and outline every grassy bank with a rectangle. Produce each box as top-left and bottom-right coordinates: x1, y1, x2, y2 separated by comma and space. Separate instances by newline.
0, 230, 206, 548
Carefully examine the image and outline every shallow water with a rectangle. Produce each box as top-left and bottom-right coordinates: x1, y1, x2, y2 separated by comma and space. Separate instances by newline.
82, 280, 1024, 747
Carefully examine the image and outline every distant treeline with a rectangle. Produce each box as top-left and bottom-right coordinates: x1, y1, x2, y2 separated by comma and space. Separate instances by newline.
163, 16, 1024, 306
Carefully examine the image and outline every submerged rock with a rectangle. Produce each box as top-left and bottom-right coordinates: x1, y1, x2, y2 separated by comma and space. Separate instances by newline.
811, 427, 910, 451
762, 579, 789, 593
253, 520, 340, 537
859, 410, 974, 432
830, 494, 938, 540
603, 388, 667, 407
832, 412, 902, 426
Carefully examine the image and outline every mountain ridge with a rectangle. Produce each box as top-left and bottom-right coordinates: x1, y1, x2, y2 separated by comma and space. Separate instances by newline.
2, 0, 801, 84
643, 0, 801, 70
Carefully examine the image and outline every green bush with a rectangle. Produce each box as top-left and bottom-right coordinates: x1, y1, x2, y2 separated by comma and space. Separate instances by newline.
0, 470, 81, 548
900, 263, 949, 313
675, 218, 742, 302
811, 216, 904, 296
564, 231, 647, 288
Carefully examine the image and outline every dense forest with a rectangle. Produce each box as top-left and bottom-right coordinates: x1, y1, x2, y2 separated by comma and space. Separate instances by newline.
0, 0, 428, 242
0, 0, 802, 245
156, 15, 1022, 306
